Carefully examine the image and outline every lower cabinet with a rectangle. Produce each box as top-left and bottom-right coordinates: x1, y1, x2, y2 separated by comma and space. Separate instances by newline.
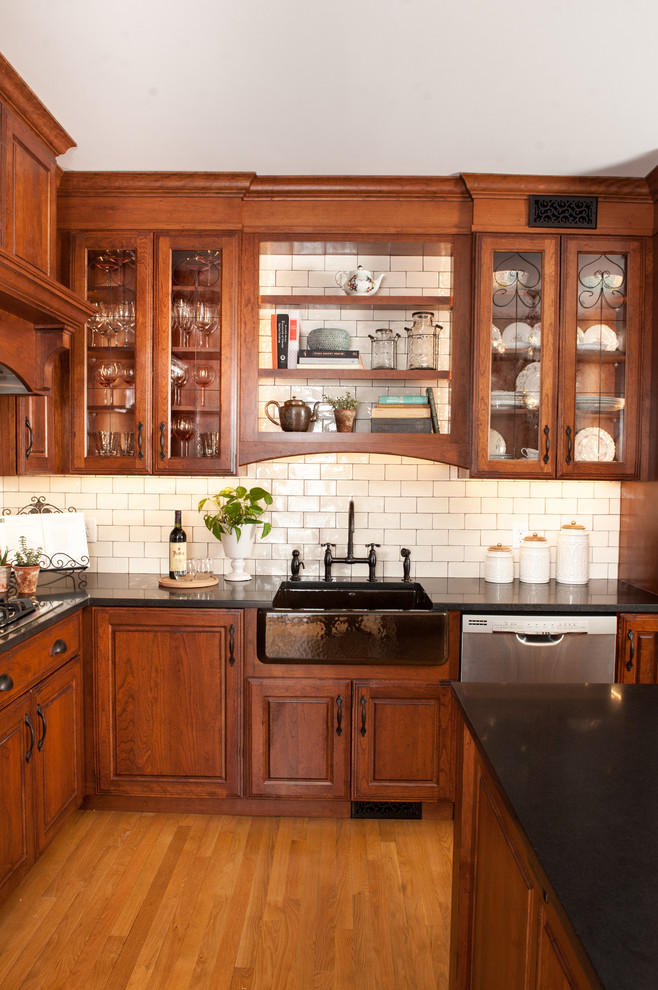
246, 676, 454, 803
0, 653, 83, 903
94, 608, 242, 798
451, 717, 597, 990
616, 613, 658, 682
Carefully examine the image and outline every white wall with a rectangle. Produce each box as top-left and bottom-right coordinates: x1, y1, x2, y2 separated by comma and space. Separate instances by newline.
0, 456, 620, 581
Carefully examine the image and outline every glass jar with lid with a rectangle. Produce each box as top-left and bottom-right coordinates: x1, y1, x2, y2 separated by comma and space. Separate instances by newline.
369, 328, 400, 370
405, 312, 442, 370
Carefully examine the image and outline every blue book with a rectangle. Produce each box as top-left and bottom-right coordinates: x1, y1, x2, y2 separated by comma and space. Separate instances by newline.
378, 394, 429, 405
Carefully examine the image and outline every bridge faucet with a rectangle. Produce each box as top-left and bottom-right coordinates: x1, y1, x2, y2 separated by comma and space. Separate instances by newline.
321, 500, 381, 582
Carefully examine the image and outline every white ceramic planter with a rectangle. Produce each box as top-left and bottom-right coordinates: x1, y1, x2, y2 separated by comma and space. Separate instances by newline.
220, 524, 258, 582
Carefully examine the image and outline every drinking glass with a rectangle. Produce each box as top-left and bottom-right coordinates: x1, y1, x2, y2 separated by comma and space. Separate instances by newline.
196, 302, 219, 348
96, 361, 121, 404
172, 415, 195, 457
115, 299, 136, 346
170, 359, 189, 405
172, 298, 193, 347
193, 365, 216, 406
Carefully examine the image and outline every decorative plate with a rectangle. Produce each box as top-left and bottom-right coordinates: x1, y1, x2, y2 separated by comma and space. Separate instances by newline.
574, 427, 616, 462
502, 322, 540, 350
489, 429, 507, 457
515, 361, 541, 395
581, 324, 618, 351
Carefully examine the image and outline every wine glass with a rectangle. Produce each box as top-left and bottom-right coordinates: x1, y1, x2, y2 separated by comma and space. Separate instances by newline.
170, 358, 189, 406
96, 361, 121, 404
172, 298, 193, 347
172, 415, 195, 457
197, 302, 219, 348
115, 299, 136, 346
193, 365, 216, 406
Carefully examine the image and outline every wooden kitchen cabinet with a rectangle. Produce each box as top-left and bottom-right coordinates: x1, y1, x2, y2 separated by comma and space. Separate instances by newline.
352, 680, 453, 801
247, 676, 351, 798
68, 232, 238, 474
473, 233, 645, 478
246, 675, 454, 804
616, 613, 658, 682
0, 612, 83, 906
94, 608, 242, 798
238, 233, 472, 467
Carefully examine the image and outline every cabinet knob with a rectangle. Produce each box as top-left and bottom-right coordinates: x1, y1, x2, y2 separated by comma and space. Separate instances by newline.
50, 639, 67, 656
0, 673, 14, 691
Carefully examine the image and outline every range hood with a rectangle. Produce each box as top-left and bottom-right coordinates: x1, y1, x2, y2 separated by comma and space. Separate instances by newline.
0, 246, 93, 394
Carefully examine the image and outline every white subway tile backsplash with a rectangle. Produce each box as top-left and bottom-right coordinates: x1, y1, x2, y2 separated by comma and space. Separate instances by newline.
0, 456, 621, 578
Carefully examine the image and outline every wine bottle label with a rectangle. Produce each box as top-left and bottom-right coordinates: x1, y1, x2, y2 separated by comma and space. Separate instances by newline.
170, 544, 187, 572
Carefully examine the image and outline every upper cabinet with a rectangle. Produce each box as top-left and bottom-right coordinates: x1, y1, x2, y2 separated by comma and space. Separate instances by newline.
472, 233, 645, 478
238, 233, 472, 466
68, 232, 237, 474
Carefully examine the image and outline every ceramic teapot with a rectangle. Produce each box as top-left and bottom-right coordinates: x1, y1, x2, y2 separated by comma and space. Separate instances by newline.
265, 396, 320, 432
335, 265, 384, 295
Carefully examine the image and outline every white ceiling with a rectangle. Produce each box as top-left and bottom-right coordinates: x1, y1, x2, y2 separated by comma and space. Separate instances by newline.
3, 0, 658, 178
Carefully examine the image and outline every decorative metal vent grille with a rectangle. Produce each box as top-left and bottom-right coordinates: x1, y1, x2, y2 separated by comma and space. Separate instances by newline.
528, 195, 598, 229
351, 801, 422, 820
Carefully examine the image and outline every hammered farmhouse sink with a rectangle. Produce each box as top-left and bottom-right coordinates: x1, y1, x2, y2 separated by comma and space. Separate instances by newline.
258, 580, 448, 665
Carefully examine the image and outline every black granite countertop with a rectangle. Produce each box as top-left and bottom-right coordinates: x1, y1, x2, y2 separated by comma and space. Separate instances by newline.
453, 683, 658, 990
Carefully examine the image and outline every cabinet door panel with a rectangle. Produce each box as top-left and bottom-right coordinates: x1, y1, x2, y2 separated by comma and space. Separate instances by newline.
32, 657, 83, 854
247, 677, 350, 798
2, 107, 56, 274
352, 681, 453, 801
95, 608, 240, 797
536, 902, 592, 990
0, 701, 33, 892
616, 614, 658, 683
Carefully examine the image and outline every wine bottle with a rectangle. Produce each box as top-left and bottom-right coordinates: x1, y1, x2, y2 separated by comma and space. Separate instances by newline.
169, 510, 187, 579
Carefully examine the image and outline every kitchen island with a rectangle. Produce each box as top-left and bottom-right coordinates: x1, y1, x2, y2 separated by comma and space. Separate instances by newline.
450, 683, 658, 990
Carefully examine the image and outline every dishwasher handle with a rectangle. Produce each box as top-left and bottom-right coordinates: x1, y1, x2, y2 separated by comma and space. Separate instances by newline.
515, 633, 565, 646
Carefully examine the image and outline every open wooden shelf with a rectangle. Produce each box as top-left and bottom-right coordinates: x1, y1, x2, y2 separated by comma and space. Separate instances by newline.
259, 368, 450, 380
260, 294, 453, 308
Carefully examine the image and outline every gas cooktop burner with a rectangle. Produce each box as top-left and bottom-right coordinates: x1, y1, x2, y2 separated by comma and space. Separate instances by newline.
0, 597, 37, 629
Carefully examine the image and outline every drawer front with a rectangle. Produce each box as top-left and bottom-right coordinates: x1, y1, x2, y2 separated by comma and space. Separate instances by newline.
0, 613, 81, 711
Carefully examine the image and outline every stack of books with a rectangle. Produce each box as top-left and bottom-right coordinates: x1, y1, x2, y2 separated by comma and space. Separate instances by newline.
271, 312, 301, 369
296, 348, 363, 369
370, 392, 439, 433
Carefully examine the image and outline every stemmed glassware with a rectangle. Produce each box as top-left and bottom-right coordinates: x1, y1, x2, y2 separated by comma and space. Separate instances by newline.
172, 415, 195, 457
193, 365, 216, 406
194, 302, 219, 348
96, 361, 121, 404
173, 298, 193, 347
170, 358, 189, 406
114, 299, 136, 346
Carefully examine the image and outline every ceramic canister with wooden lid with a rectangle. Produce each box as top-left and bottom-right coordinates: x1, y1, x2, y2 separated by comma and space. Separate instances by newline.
519, 533, 550, 584
556, 521, 589, 585
484, 543, 514, 583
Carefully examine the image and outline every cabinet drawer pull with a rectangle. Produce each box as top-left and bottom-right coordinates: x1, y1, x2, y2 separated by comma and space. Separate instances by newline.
25, 713, 35, 763
543, 425, 550, 465
25, 417, 34, 459
626, 629, 635, 671
137, 421, 144, 460
565, 425, 573, 465
0, 673, 14, 692
360, 695, 367, 737
228, 624, 235, 666
159, 421, 166, 460
37, 703, 47, 752
336, 695, 343, 736
51, 639, 67, 656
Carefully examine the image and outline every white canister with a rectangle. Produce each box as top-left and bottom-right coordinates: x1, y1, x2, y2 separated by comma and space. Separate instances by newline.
519, 533, 550, 584
556, 521, 589, 585
484, 543, 514, 583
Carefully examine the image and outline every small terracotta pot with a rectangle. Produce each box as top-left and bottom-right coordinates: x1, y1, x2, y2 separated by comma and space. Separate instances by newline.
0, 565, 9, 596
334, 408, 356, 433
13, 565, 40, 596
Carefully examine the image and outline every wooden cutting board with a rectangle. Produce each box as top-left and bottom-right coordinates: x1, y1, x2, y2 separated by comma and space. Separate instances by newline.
158, 575, 219, 590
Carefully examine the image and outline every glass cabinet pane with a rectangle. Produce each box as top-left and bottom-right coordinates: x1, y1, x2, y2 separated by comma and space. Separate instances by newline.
573, 252, 627, 465
489, 250, 544, 463
167, 248, 222, 462
85, 249, 138, 461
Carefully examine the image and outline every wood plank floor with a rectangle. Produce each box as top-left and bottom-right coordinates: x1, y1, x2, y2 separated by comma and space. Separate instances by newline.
0, 811, 453, 990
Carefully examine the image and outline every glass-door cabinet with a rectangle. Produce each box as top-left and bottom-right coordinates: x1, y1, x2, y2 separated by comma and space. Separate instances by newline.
473, 234, 644, 478
70, 234, 153, 473
153, 234, 238, 474
473, 235, 559, 476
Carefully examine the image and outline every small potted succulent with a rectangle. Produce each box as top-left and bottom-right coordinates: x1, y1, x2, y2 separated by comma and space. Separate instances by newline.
12, 536, 43, 596
323, 391, 359, 432
198, 485, 272, 582
0, 547, 10, 596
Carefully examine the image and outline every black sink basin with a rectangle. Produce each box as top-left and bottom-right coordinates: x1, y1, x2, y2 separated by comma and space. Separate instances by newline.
271, 579, 433, 611
258, 580, 447, 666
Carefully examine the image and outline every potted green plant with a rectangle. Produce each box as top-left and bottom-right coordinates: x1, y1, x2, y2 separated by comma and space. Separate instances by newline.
0, 547, 10, 596
198, 486, 272, 582
323, 391, 359, 432
12, 536, 43, 596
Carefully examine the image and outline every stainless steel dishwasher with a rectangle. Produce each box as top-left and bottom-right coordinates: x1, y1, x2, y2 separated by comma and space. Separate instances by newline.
461, 613, 617, 683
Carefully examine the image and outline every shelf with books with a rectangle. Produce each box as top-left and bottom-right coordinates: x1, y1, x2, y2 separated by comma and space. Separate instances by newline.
258, 368, 451, 380
260, 294, 453, 308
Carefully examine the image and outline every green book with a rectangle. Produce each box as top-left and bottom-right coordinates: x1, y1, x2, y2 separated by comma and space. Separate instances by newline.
377, 395, 429, 405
